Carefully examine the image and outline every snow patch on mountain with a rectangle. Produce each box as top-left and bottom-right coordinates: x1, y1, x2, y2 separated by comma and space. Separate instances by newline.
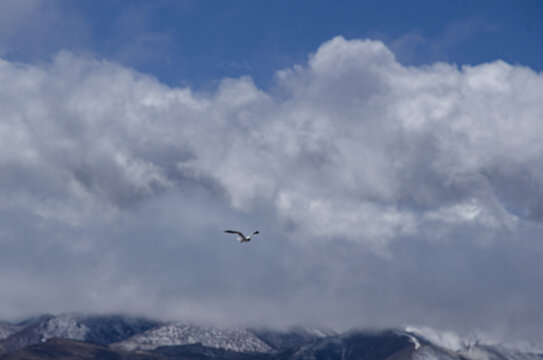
0, 322, 23, 340
406, 326, 488, 352
112, 322, 272, 353
406, 326, 543, 360
406, 332, 421, 350
39, 313, 89, 342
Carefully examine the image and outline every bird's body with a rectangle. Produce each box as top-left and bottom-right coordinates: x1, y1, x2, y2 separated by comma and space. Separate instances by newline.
224, 230, 259, 243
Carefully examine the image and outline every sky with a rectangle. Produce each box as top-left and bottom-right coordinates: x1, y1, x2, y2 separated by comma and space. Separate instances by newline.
1, 0, 543, 346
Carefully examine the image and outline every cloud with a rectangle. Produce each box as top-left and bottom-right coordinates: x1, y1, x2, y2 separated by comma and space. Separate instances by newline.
1, 37, 543, 344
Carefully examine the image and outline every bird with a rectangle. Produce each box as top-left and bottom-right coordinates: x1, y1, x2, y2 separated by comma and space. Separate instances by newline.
224, 230, 260, 243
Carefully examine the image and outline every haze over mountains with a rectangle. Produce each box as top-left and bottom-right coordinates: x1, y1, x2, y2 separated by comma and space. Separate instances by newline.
0, 313, 541, 360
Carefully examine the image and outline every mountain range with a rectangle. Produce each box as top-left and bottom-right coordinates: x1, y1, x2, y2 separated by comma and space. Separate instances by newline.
0, 313, 541, 360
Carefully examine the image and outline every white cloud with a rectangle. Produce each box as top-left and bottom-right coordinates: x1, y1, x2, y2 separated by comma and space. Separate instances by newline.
1, 37, 543, 342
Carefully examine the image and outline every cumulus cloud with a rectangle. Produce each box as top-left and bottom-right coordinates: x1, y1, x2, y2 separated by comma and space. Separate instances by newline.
1, 37, 543, 343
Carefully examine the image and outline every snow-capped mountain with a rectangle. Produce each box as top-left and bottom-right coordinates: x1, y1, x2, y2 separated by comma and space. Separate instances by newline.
111, 322, 273, 353
0, 313, 159, 355
0, 322, 23, 341
1, 313, 542, 360
269, 329, 543, 360
405, 327, 543, 360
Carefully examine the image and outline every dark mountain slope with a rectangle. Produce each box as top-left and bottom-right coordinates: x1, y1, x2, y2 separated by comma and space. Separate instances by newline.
0, 338, 163, 360
272, 330, 416, 360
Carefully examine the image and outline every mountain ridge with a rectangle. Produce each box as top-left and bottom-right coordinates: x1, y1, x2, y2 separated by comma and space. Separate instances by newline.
0, 313, 542, 360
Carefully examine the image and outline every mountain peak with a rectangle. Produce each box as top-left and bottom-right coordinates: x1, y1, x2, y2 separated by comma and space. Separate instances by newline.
111, 321, 273, 353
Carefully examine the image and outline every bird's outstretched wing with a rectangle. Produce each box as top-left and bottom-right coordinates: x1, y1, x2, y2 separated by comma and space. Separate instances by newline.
251, 230, 260, 235
224, 230, 244, 237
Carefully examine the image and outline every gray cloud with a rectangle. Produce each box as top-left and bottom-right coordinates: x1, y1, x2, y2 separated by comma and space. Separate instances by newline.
1, 37, 543, 344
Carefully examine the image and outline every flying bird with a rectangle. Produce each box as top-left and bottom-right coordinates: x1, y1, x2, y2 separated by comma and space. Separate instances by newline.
224, 230, 260, 243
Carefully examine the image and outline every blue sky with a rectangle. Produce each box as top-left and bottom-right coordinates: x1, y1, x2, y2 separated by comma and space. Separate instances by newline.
4, 0, 543, 87
1, 0, 543, 347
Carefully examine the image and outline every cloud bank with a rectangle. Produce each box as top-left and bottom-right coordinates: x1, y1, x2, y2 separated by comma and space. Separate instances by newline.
1, 37, 543, 343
